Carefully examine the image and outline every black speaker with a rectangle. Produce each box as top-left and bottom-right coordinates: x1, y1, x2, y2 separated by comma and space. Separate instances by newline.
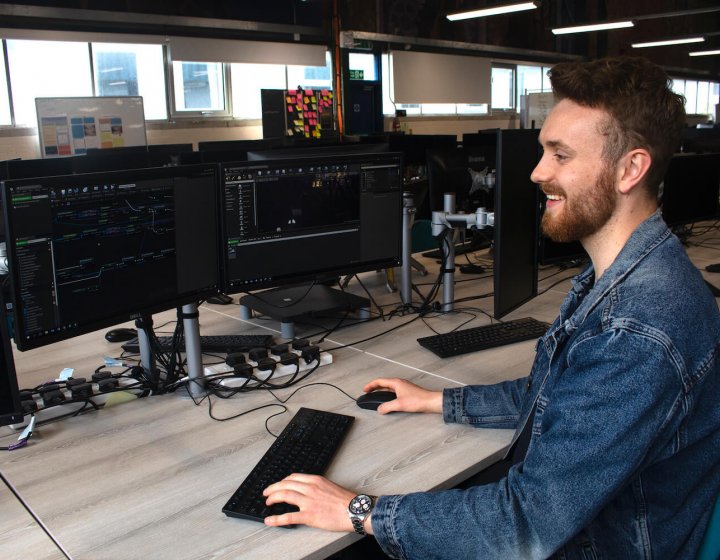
261, 89, 287, 139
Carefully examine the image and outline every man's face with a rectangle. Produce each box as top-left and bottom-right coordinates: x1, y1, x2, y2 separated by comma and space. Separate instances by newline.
531, 99, 619, 243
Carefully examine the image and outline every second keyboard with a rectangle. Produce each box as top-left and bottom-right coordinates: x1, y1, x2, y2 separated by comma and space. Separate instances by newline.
121, 333, 274, 354
417, 317, 550, 358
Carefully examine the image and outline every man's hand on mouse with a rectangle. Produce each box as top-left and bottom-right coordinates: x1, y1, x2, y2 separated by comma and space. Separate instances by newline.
263, 379, 441, 531
363, 378, 443, 415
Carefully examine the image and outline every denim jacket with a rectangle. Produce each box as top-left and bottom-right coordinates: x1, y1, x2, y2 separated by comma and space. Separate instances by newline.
371, 211, 720, 559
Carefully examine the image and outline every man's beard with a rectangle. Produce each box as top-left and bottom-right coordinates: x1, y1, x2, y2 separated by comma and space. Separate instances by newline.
541, 165, 617, 243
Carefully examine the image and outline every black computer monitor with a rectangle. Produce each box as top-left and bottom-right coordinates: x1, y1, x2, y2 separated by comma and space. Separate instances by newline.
220, 152, 403, 297
0, 291, 22, 427
537, 193, 587, 266
492, 129, 540, 319
198, 138, 286, 153
661, 152, 720, 227
538, 232, 587, 266
426, 141, 495, 215
2, 164, 221, 351
246, 142, 389, 161
6, 156, 77, 179
387, 134, 458, 166
147, 143, 194, 167
75, 146, 151, 173
680, 127, 720, 154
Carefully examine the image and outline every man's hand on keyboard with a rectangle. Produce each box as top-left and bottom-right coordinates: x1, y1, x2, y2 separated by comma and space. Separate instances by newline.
363, 377, 443, 415
263, 473, 360, 532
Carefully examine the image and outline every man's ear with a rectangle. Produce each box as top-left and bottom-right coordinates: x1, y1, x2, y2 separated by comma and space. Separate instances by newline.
617, 149, 652, 195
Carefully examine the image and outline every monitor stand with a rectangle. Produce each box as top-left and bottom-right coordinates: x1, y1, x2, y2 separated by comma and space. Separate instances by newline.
239, 284, 370, 339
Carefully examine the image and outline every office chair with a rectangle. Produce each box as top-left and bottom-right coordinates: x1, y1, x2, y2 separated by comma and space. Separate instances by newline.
698, 493, 720, 560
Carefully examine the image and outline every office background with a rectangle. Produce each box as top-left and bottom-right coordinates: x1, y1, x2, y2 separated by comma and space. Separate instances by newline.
0, 3, 719, 559
0, 0, 719, 162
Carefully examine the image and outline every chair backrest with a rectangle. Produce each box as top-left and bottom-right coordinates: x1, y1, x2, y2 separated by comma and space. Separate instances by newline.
698, 493, 720, 560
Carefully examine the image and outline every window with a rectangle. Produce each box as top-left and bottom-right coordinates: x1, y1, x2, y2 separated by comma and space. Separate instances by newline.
286, 51, 333, 90
491, 65, 514, 110
6, 39, 93, 126
230, 54, 332, 120
672, 77, 720, 117
171, 61, 228, 116
0, 47, 10, 125
230, 63, 286, 120
516, 64, 552, 111
380, 54, 498, 116
92, 43, 167, 120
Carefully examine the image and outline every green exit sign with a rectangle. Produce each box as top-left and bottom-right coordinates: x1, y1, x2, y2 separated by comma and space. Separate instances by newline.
349, 69, 365, 80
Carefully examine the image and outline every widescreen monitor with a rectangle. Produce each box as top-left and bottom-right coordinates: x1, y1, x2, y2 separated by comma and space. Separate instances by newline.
220, 152, 403, 295
661, 152, 720, 227
2, 164, 221, 351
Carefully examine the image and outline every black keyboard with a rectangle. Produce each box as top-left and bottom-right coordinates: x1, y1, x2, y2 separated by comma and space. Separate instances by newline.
222, 407, 354, 523
417, 317, 550, 358
121, 333, 274, 354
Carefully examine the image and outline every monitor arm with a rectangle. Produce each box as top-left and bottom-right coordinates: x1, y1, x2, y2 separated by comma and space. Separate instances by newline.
431, 193, 494, 312
431, 207, 494, 236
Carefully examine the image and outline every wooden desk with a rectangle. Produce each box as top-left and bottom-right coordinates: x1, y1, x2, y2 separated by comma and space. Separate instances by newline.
0, 474, 67, 559
1, 230, 717, 559
0, 301, 517, 560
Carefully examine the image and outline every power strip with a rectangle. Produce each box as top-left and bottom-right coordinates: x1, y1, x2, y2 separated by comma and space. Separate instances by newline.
9, 377, 145, 430
203, 351, 333, 388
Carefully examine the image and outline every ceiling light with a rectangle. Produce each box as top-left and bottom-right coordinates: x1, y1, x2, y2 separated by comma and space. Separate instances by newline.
447, 2, 537, 22
689, 49, 720, 57
632, 37, 705, 48
552, 21, 634, 35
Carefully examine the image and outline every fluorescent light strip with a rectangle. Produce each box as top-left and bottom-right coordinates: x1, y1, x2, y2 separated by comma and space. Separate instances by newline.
632, 37, 704, 48
689, 49, 720, 57
447, 2, 537, 21
552, 21, 634, 35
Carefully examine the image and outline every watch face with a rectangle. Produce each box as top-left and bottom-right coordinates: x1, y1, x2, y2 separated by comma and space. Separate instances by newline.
349, 494, 373, 515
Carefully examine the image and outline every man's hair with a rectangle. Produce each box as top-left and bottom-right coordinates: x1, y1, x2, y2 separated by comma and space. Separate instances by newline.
548, 56, 686, 196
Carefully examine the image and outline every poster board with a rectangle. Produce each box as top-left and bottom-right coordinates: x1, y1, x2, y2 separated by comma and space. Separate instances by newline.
285, 87, 334, 138
520, 92, 555, 129
36, 97, 147, 158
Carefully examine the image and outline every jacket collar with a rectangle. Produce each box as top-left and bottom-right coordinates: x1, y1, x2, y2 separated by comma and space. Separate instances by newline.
565, 210, 671, 328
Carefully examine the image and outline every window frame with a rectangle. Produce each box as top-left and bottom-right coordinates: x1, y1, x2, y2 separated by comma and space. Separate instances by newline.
167, 56, 233, 120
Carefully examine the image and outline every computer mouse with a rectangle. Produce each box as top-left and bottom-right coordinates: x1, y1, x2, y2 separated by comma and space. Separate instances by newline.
206, 293, 233, 305
356, 390, 397, 411
104, 327, 137, 343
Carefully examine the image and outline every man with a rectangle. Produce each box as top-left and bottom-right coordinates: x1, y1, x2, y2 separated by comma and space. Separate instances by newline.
263, 57, 720, 559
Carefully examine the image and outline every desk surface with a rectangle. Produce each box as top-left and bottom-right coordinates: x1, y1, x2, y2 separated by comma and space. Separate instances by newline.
1, 234, 718, 560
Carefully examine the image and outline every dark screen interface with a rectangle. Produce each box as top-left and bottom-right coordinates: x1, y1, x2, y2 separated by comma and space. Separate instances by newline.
223, 155, 403, 291
5, 167, 219, 348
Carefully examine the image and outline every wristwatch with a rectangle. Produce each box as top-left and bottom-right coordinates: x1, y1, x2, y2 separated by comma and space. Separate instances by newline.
348, 494, 377, 535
